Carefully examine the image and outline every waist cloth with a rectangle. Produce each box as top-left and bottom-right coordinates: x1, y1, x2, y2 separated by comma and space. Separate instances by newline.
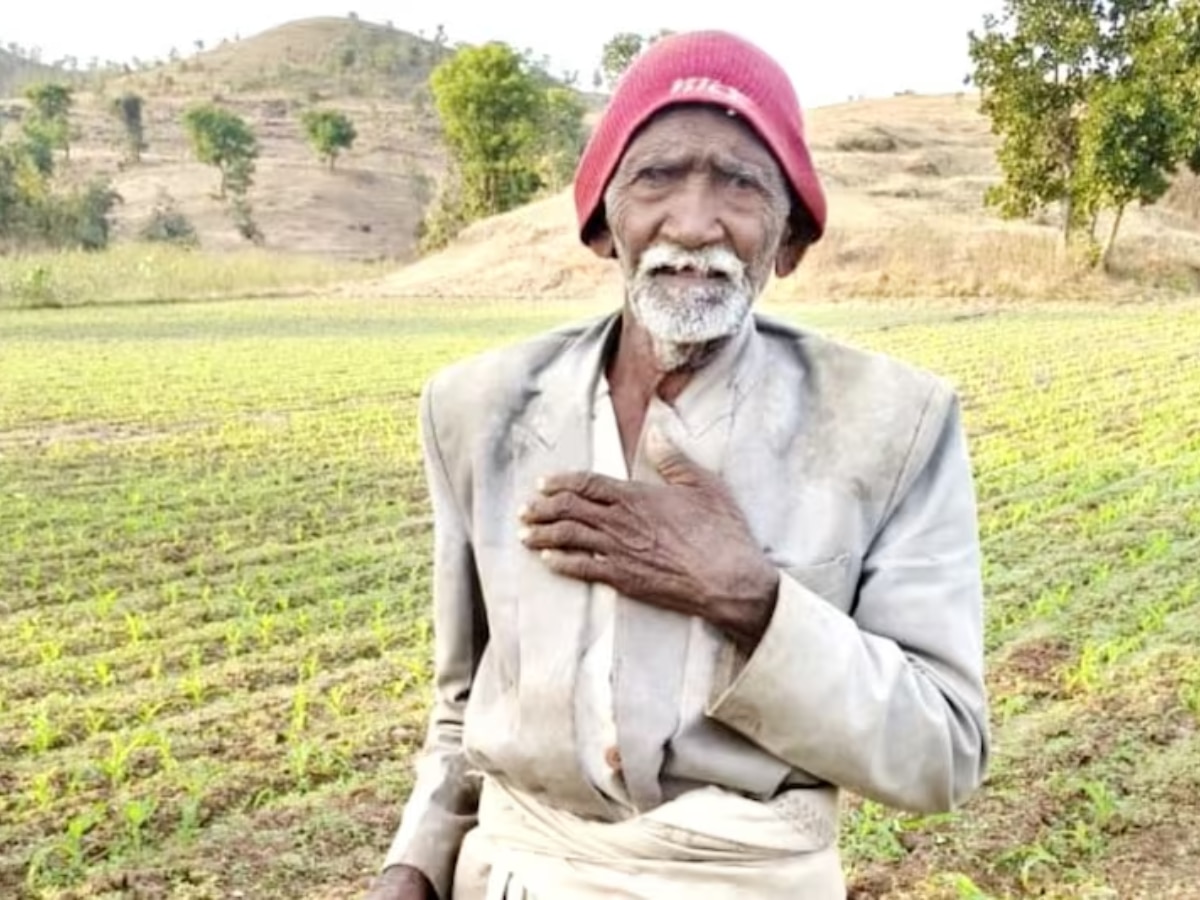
451, 776, 847, 899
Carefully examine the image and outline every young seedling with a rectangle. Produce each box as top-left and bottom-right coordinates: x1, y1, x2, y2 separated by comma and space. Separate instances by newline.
27, 705, 61, 754
119, 796, 157, 852
26, 770, 56, 813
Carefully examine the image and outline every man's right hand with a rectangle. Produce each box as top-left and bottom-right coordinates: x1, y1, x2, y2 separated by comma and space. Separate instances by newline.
364, 864, 436, 900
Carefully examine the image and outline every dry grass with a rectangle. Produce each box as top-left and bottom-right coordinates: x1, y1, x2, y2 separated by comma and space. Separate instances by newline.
1164, 171, 1200, 223
374, 91, 1200, 303
0, 244, 387, 309
5, 28, 1200, 301
1, 18, 450, 264
780, 226, 1200, 302
2, 87, 445, 263
123, 17, 438, 98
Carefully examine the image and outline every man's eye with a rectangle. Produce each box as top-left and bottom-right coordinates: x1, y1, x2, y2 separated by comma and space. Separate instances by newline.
637, 166, 674, 184
725, 172, 759, 191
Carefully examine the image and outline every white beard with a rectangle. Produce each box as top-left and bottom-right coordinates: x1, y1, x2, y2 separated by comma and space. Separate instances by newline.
625, 242, 757, 371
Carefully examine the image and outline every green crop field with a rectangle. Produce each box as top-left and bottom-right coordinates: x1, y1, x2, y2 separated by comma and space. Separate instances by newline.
2, 295, 1199, 900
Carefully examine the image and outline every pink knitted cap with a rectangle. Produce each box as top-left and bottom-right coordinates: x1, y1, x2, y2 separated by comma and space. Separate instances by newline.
574, 30, 827, 247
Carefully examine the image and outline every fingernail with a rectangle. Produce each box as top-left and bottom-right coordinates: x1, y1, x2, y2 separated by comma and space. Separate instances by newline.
517, 526, 531, 543
517, 503, 530, 520
536, 477, 548, 492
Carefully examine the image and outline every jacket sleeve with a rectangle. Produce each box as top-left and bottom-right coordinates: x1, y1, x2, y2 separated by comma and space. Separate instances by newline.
382, 378, 488, 900
707, 388, 990, 813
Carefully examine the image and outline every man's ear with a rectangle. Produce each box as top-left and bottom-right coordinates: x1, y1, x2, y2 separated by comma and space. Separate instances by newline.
587, 223, 616, 260
774, 222, 811, 277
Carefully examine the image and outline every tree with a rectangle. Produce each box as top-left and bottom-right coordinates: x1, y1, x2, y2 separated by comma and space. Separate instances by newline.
600, 30, 674, 89
23, 82, 74, 160
1077, 78, 1185, 266
429, 43, 546, 221
301, 109, 358, 170
182, 103, 258, 198
600, 33, 644, 88
1, 138, 120, 251
0, 141, 47, 229
539, 87, 587, 191
968, 1, 1099, 243
18, 127, 55, 179
968, 0, 1200, 265
112, 92, 146, 165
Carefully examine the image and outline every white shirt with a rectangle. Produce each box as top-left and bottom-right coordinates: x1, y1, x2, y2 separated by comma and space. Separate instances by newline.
574, 374, 636, 809
573, 320, 755, 812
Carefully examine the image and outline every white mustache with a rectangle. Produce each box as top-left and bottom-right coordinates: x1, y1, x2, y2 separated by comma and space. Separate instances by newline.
636, 243, 746, 281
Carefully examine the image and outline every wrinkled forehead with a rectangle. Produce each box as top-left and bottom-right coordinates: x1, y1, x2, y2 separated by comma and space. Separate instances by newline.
616, 102, 784, 175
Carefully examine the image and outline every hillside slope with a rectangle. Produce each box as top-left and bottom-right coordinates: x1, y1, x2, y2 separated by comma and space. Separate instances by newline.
110, 17, 449, 102
375, 93, 1200, 301
0, 17, 606, 263
0, 19, 506, 261
0, 48, 63, 98
67, 89, 443, 260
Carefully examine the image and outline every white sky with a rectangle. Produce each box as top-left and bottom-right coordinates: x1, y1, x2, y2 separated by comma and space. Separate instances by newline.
4, 1, 1002, 108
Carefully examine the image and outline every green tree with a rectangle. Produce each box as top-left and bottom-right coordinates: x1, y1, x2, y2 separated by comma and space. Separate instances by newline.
600, 30, 673, 89
968, 0, 1200, 264
301, 109, 357, 170
1077, 79, 1184, 266
112, 92, 146, 165
539, 86, 587, 191
0, 139, 119, 251
24, 82, 73, 122
968, 1, 1099, 242
40, 180, 122, 250
0, 142, 43, 230
18, 127, 56, 180
23, 82, 74, 161
182, 104, 258, 198
600, 33, 644, 88
429, 42, 546, 222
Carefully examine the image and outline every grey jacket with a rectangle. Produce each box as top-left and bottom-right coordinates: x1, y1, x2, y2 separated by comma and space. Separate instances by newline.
384, 312, 990, 898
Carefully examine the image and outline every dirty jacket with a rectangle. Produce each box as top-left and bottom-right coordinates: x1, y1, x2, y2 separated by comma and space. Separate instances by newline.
382, 311, 990, 899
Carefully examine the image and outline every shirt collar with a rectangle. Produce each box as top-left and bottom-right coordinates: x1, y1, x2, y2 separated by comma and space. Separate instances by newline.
595, 312, 759, 440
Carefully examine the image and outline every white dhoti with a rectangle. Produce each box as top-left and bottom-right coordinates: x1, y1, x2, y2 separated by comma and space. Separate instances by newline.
452, 778, 846, 899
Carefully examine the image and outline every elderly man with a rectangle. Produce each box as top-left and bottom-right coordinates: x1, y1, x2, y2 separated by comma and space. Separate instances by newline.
369, 30, 989, 900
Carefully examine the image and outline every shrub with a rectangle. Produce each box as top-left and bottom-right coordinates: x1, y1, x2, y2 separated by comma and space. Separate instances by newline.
835, 128, 902, 153
139, 191, 199, 247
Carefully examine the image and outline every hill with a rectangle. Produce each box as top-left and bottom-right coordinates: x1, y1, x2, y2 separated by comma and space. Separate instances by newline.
0, 17, 585, 263
6, 24, 1198, 293
374, 92, 1200, 302
108, 17, 450, 102
0, 48, 63, 99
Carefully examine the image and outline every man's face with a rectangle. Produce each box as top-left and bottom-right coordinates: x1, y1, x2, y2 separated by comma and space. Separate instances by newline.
601, 105, 793, 369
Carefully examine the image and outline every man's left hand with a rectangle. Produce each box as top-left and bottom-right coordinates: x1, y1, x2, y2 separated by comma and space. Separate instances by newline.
518, 428, 779, 650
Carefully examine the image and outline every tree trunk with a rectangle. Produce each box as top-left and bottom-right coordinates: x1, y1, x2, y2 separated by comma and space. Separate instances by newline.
1101, 204, 1126, 272
1060, 192, 1074, 253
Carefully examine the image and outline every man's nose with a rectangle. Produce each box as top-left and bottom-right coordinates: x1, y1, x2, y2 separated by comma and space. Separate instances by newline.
659, 177, 725, 249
